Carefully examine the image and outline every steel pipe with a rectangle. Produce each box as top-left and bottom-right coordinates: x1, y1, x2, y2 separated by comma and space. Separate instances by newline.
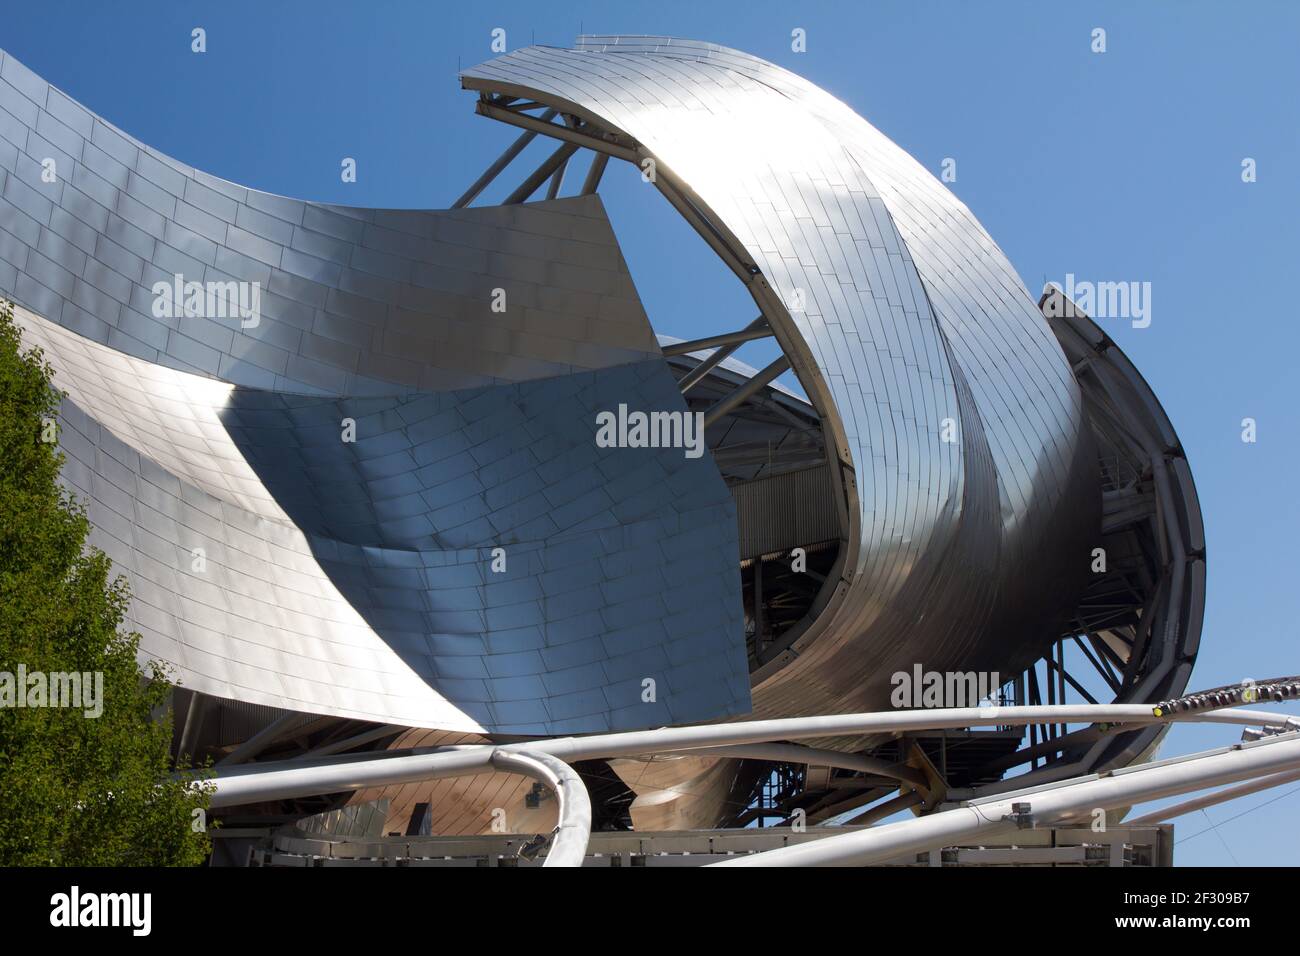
1126, 765, 1300, 826
489, 748, 591, 867
580, 152, 609, 194
843, 789, 926, 827
702, 355, 791, 427
503, 141, 579, 204
216, 713, 307, 767
452, 109, 556, 207
674, 319, 766, 395
710, 733, 1300, 866
206, 703, 1295, 809
662, 322, 773, 357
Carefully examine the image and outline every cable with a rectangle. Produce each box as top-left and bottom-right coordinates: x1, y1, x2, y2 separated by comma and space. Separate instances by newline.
1176, 784, 1300, 845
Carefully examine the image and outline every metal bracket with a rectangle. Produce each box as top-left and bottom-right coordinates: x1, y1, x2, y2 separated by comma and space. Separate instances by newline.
1002, 801, 1036, 829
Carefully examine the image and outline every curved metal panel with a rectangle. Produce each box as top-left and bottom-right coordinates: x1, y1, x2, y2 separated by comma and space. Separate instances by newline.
462, 37, 1098, 725
1037, 289, 1206, 780
0, 48, 660, 396
0, 37, 1206, 831
0, 47, 750, 735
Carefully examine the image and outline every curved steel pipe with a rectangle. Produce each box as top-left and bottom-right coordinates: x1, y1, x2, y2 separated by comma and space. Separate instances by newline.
206, 703, 1296, 809
489, 748, 591, 868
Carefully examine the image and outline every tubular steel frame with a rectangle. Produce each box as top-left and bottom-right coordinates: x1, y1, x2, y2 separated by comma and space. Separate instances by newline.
204, 700, 1300, 867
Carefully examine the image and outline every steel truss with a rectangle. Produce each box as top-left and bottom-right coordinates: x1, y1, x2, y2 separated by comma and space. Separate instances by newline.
979, 291, 1207, 797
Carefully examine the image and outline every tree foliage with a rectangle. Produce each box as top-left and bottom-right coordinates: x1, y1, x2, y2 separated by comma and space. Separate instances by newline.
0, 299, 212, 865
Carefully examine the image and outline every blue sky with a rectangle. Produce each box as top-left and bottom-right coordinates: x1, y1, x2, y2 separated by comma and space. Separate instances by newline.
4, 1, 1298, 864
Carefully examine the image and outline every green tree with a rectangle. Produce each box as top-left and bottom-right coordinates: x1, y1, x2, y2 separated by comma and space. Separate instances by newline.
0, 299, 212, 865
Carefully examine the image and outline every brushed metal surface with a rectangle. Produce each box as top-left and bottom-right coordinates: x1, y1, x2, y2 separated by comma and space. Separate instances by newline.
1, 39, 1199, 831
1, 46, 750, 735
462, 36, 1098, 728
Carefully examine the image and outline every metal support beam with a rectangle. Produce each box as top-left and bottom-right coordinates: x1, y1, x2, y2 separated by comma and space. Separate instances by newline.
177, 693, 206, 761
702, 356, 791, 428
650, 169, 755, 282
580, 152, 609, 195
503, 141, 580, 204
545, 156, 568, 199
674, 318, 768, 395
452, 109, 556, 208
972, 725, 1109, 780
843, 789, 926, 827
1046, 654, 1100, 705
662, 321, 772, 357
217, 713, 304, 766
672, 743, 926, 789
474, 101, 638, 163
300, 723, 404, 759
545, 116, 574, 200
1126, 766, 1300, 825
499, 100, 547, 113
1074, 634, 1123, 693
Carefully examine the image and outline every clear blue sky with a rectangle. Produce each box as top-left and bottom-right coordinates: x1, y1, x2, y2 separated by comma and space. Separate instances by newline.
5, 1, 1297, 865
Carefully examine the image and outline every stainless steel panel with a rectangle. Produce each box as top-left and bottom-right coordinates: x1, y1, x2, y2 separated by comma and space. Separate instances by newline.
0, 46, 749, 734
462, 37, 1098, 730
